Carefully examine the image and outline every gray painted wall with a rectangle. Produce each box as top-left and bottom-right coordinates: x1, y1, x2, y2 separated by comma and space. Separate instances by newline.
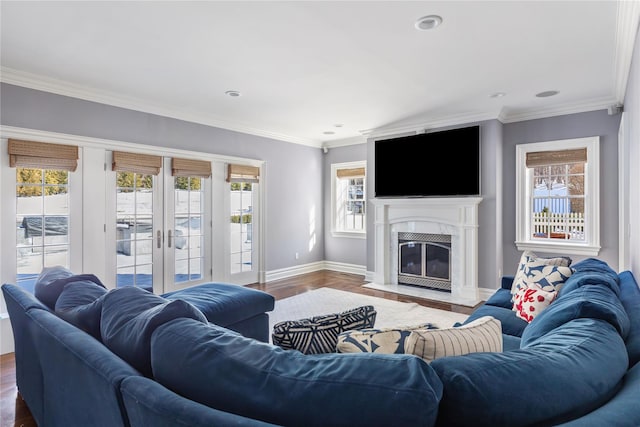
624, 24, 640, 275
322, 143, 367, 266
0, 83, 325, 272
502, 110, 622, 273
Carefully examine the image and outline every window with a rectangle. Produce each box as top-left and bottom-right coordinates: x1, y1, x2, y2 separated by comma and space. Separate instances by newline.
8, 139, 79, 290
515, 136, 600, 256
227, 163, 259, 278
332, 161, 366, 237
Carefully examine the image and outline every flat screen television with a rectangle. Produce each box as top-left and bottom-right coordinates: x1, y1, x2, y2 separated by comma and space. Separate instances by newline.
374, 125, 480, 197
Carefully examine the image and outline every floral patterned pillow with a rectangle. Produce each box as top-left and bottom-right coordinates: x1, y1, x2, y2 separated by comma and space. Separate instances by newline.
513, 285, 558, 323
510, 251, 572, 297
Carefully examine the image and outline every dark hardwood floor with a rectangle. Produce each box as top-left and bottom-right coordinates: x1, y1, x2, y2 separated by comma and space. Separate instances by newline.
1, 270, 479, 427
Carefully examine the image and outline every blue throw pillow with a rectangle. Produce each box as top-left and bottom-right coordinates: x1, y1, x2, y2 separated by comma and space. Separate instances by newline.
34, 266, 104, 310
152, 318, 443, 427
55, 281, 109, 340
101, 286, 207, 377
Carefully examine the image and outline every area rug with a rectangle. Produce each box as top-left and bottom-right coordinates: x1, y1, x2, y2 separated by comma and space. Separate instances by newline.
268, 287, 468, 342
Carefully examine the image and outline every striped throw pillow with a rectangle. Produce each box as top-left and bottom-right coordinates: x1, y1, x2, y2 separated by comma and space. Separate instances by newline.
405, 316, 502, 362
272, 305, 377, 354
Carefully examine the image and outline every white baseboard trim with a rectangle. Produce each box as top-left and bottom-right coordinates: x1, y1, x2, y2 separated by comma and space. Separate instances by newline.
264, 261, 366, 282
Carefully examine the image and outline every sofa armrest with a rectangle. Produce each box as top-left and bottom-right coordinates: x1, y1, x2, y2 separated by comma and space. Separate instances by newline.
501, 276, 515, 290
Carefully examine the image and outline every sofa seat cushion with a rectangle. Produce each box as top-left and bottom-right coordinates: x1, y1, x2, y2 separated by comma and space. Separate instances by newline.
431, 318, 629, 427
463, 304, 528, 338
522, 284, 630, 346
161, 282, 274, 326
619, 271, 640, 367
272, 305, 377, 354
101, 286, 207, 377
55, 281, 108, 340
152, 318, 444, 427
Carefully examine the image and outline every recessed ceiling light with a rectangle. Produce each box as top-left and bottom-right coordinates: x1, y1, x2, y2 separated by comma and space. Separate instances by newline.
225, 90, 241, 97
323, 131, 335, 135
490, 92, 506, 98
535, 90, 559, 98
333, 124, 343, 128
415, 15, 443, 31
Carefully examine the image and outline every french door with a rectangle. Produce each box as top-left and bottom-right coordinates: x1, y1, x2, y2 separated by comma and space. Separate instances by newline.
108, 154, 211, 294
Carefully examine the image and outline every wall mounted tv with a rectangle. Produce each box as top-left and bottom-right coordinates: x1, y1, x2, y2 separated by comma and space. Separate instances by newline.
374, 125, 480, 198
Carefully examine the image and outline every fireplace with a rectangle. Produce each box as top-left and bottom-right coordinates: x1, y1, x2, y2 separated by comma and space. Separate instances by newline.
367, 197, 482, 306
398, 232, 452, 291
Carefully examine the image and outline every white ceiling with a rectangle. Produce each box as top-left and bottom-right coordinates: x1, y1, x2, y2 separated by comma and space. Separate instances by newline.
1, 1, 639, 148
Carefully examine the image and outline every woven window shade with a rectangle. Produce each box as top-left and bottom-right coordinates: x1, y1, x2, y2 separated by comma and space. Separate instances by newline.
336, 167, 365, 179
112, 151, 162, 175
8, 139, 79, 171
526, 148, 587, 167
171, 158, 211, 178
227, 164, 260, 183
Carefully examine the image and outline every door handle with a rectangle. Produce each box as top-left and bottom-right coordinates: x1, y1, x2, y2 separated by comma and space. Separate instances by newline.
157, 230, 162, 249
167, 230, 172, 248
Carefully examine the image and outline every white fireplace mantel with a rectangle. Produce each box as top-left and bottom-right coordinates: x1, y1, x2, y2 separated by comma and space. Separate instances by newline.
368, 197, 482, 306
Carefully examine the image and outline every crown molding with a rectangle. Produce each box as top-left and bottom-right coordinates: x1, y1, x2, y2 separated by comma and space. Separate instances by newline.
613, 0, 640, 103
499, 96, 617, 123
360, 110, 498, 141
0, 67, 322, 148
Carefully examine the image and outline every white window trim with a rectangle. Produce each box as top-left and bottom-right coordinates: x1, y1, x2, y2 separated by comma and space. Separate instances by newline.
331, 160, 366, 239
515, 136, 600, 256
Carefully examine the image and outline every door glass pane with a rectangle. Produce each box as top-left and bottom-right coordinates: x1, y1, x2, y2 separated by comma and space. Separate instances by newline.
16, 168, 70, 292
116, 171, 154, 290
230, 181, 252, 274
174, 177, 204, 283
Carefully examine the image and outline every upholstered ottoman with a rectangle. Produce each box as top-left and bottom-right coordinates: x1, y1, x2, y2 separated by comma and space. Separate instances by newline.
162, 283, 275, 342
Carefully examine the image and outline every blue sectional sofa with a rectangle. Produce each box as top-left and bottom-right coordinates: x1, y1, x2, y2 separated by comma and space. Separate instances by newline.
3, 257, 640, 426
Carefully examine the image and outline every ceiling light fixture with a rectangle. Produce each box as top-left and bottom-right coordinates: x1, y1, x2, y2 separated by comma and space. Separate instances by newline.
225, 90, 241, 97
415, 15, 443, 31
535, 90, 559, 98
333, 124, 343, 128
323, 131, 335, 135
490, 92, 506, 98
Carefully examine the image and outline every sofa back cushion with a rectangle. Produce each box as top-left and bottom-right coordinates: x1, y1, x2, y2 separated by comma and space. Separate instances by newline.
55, 281, 108, 340
521, 283, 630, 346
619, 270, 640, 367
101, 286, 207, 376
151, 318, 443, 427
431, 318, 628, 427
559, 258, 620, 297
34, 265, 105, 310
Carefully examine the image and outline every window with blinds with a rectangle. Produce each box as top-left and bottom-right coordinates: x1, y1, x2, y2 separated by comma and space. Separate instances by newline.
332, 161, 366, 235
515, 137, 600, 256
8, 139, 76, 287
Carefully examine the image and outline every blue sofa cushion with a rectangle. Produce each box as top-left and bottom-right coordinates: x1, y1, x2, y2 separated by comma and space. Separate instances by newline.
522, 284, 630, 346
431, 318, 628, 427
35, 266, 105, 310
272, 305, 377, 354
55, 281, 108, 340
483, 288, 513, 309
463, 304, 528, 337
101, 286, 207, 377
619, 270, 640, 367
152, 318, 443, 427
559, 258, 621, 298
161, 282, 275, 326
